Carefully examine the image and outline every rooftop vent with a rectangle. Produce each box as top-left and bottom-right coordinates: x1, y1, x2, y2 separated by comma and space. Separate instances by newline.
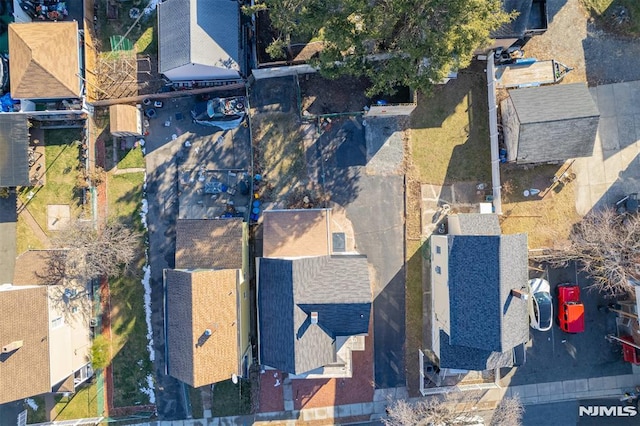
310, 312, 318, 324
2, 340, 23, 353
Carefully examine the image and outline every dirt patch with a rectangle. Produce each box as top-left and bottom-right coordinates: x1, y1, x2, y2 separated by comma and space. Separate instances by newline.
500, 163, 581, 248
300, 74, 371, 115
251, 112, 313, 206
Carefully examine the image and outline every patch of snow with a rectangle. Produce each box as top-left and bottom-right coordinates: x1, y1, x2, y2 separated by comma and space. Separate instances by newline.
25, 398, 38, 411
139, 374, 156, 404
139, 172, 156, 404
144, 0, 159, 15
140, 198, 148, 228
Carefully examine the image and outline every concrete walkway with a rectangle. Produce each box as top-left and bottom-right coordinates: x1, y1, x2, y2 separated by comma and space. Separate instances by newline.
133, 371, 640, 425
574, 81, 640, 215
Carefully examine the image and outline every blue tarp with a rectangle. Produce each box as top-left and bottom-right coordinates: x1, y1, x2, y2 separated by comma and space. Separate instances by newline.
0, 93, 18, 112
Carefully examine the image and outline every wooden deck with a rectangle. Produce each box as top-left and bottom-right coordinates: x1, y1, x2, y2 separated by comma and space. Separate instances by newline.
495, 60, 557, 89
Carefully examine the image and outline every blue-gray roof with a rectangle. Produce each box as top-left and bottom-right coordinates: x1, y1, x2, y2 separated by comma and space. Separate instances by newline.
439, 330, 515, 370
258, 255, 372, 374
158, 0, 240, 74
447, 234, 529, 353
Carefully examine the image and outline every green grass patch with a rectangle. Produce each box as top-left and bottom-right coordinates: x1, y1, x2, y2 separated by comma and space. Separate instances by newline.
53, 383, 99, 421
582, 0, 640, 35
410, 72, 491, 184
26, 396, 47, 423
97, 4, 157, 55
105, 170, 151, 406
189, 386, 204, 419
16, 215, 43, 255
212, 379, 251, 417
19, 129, 83, 234
117, 147, 145, 169
107, 172, 145, 225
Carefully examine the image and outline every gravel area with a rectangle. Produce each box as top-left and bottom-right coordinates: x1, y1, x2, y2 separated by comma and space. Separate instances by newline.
525, 0, 640, 85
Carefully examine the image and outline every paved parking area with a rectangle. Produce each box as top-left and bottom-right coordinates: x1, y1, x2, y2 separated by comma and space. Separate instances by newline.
502, 263, 631, 387
318, 117, 406, 389
143, 91, 250, 419
573, 81, 640, 215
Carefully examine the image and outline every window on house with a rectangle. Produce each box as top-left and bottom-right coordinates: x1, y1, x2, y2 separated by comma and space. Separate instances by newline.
435, 266, 442, 275
51, 317, 63, 329
243, 291, 247, 299
436, 246, 441, 254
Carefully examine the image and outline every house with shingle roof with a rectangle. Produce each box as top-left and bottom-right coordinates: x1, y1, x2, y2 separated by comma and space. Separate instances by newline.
165, 218, 251, 387
8, 21, 81, 99
157, 0, 242, 85
0, 254, 93, 404
430, 213, 529, 371
258, 255, 371, 377
258, 209, 372, 378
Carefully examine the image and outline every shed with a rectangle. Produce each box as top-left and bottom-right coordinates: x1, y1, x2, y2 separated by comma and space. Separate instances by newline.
501, 83, 600, 164
158, 0, 241, 82
0, 114, 30, 187
109, 104, 143, 137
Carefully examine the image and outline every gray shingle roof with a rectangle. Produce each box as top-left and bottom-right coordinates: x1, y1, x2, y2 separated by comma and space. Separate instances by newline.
258, 255, 372, 374
158, 0, 240, 74
509, 84, 599, 124
449, 214, 501, 236
438, 330, 515, 370
447, 234, 529, 353
0, 114, 29, 187
492, 0, 534, 39
509, 84, 600, 163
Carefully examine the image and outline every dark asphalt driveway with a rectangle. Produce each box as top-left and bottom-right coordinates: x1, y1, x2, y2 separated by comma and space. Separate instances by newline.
505, 263, 631, 387
321, 118, 406, 389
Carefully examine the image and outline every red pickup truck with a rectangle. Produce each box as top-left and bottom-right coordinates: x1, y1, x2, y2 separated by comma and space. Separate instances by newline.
557, 284, 585, 333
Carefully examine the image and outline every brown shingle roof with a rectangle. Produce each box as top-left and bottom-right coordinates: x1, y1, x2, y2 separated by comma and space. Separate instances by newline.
175, 218, 244, 270
165, 269, 240, 387
263, 209, 331, 258
109, 104, 142, 136
13, 249, 67, 286
9, 22, 80, 99
0, 285, 51, 403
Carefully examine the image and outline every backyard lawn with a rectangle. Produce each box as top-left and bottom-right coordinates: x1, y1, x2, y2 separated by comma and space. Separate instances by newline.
117, 146, 145, 169
106, 170, 152, 406
53, 383, 99, 421
211, 379, 251, 417
500, 164, 580, 249
96, 1, 157, 55
18, 129, 84, 233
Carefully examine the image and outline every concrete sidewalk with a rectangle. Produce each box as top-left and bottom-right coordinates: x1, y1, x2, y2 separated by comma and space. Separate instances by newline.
134, 372, 640, 425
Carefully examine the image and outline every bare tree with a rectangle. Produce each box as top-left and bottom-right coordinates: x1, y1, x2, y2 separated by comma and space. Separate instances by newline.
488, 396, 525, 426
533, 208, 640, 296
52, 220, 142, 280
383, 394, 523, 426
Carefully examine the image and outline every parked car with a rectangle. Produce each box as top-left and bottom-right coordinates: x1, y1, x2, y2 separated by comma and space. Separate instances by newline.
527, 278, 553, 331
557, 283, 585, 333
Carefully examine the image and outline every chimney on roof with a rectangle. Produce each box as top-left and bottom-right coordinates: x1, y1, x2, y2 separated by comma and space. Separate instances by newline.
511, 288, 529, 301
310, 312, 318, 324
2, 340, 23, 353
